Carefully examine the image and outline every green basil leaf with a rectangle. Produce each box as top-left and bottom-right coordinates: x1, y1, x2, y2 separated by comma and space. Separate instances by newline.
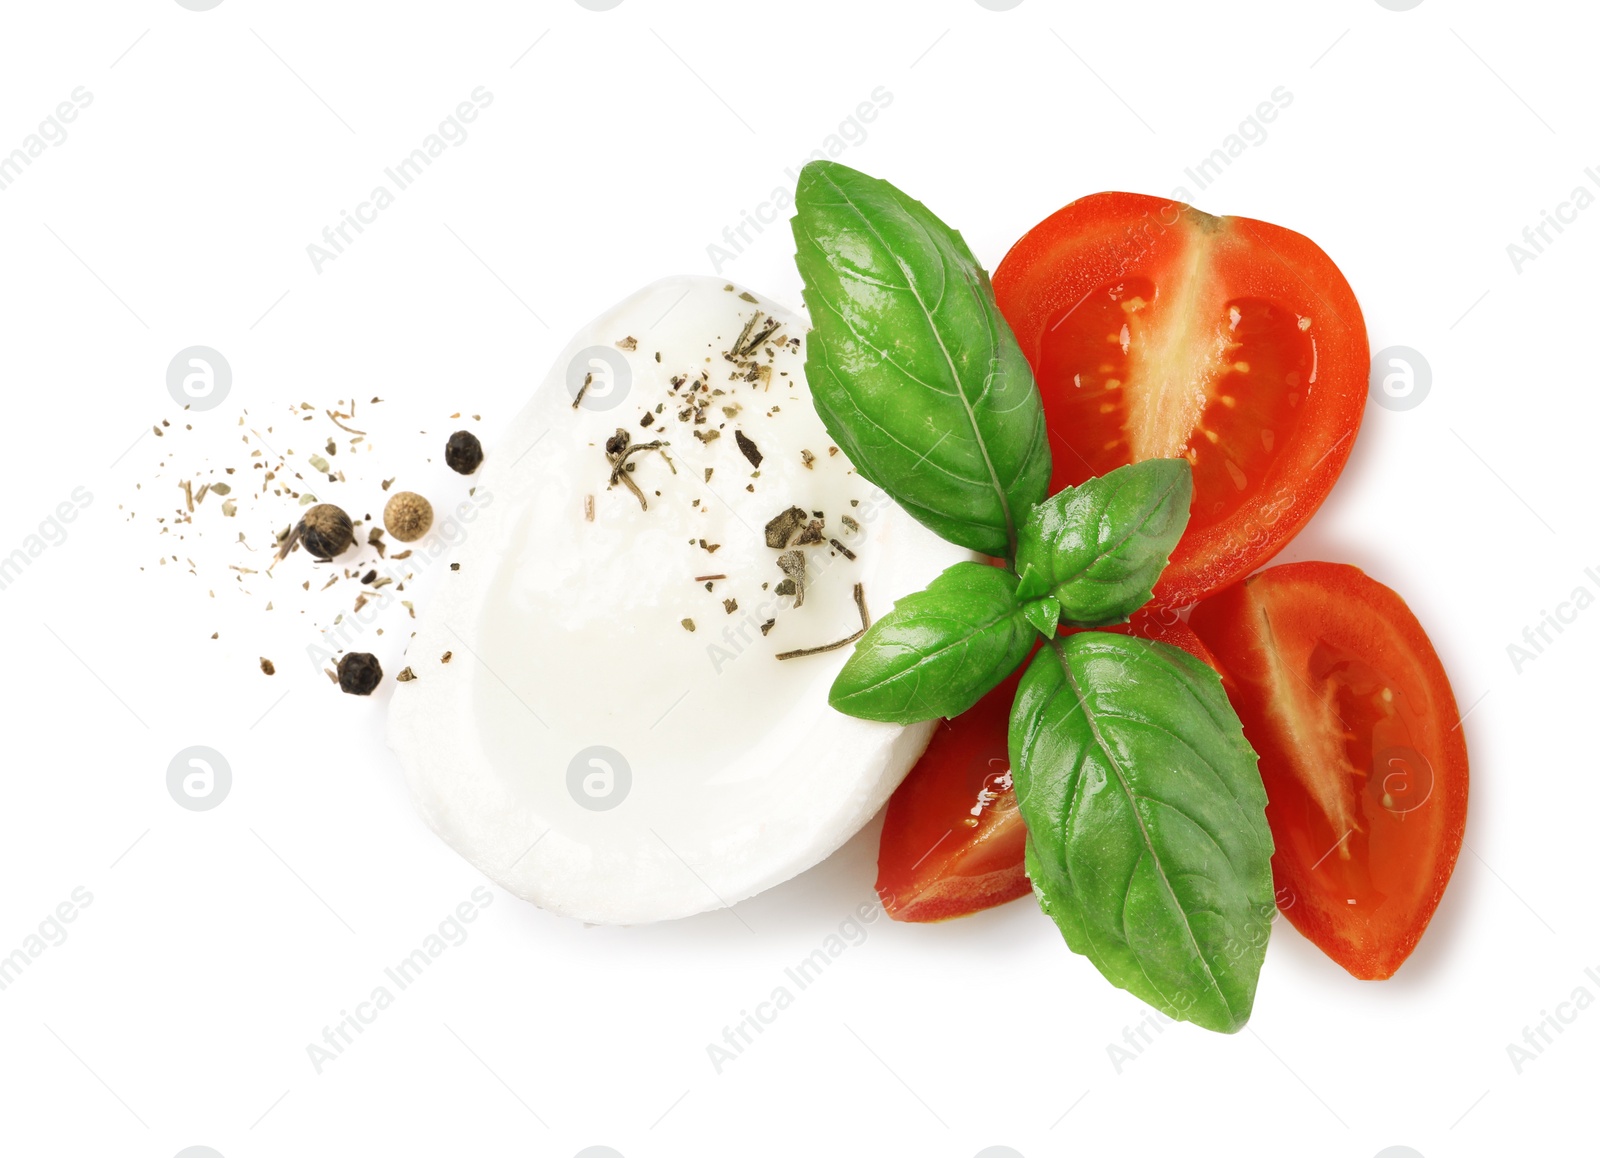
1015, 561, 1051, 603
1011, 632, 1274, 1034
1022, 596, 1061, 639
792, 161, 1051, 557
830, 562, 1035, 725
1013, 459, 1192, 627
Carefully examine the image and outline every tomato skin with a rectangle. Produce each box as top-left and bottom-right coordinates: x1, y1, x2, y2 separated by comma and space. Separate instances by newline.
1189, 563, 1468, 979
876, 611, 1217, 922
876, 666, 1032, 923
993, 192, 1369, 608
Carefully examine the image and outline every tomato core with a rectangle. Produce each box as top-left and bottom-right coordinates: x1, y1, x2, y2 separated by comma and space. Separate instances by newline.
1038, 281, 1316, 531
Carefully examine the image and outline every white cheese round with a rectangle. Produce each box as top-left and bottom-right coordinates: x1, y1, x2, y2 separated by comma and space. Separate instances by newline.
387, 276, 972, 923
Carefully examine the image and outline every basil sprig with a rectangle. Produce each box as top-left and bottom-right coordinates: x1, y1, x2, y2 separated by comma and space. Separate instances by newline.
792, 161, 1275, 1034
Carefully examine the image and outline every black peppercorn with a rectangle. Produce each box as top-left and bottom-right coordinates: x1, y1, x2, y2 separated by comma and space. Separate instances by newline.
445, 430, 484, 475
337, 652, 383, 695
298, 503, 354, 560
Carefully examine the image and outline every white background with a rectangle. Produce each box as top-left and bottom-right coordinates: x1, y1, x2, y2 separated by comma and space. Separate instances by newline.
0, 1, 1592, 1156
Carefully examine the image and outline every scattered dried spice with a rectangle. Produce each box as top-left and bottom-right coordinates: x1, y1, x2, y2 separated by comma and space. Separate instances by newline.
441, 651, 453, 664
572, 372, 595, 409
776, 583, 871, 661
603, 428, 672, 511
777, 551, 807, 607
841, 515, 861, 534
259, 658, 276, 676
735, 430, 763, 468
616, 335, 638, 350
445, 430, 484, 475
801, 449, 815, 469
829, 538, 857, 561
325, 409, 365, 435
681, 618, 696, 632
384, 492, 433, 542
730, 311, 782, 358
584, 495, 595, 522
337, 652, 383, 695
723, 598, 738, 614
794, 519, 825, 546
396, 666, 417, 683
764, 506, 809, 548
693, 573, 726, 583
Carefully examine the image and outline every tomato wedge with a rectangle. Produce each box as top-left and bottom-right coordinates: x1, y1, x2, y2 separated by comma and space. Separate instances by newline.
877, 612, 1218, 922
1188, 563, 1468, 979
993, 193, 1369, 607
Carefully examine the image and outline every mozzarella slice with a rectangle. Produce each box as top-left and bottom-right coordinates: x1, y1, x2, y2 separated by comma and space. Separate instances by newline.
387, 276, 971, 924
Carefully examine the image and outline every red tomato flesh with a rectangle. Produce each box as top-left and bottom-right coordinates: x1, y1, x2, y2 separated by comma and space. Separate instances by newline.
1189, 563, 1468, 979
993, 193, 1369, 607
876, 612, 1218, 922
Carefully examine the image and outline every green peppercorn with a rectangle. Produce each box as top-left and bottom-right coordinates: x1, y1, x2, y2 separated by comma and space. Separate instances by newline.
337, 652, 383, 695
445, 430, 484, 475
384, 491, 433, 543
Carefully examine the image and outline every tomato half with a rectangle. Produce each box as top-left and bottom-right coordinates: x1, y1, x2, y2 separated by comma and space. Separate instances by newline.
993, 193, 1369, 607
1189, 563, 1468, 979
877, 611, 1218, 922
